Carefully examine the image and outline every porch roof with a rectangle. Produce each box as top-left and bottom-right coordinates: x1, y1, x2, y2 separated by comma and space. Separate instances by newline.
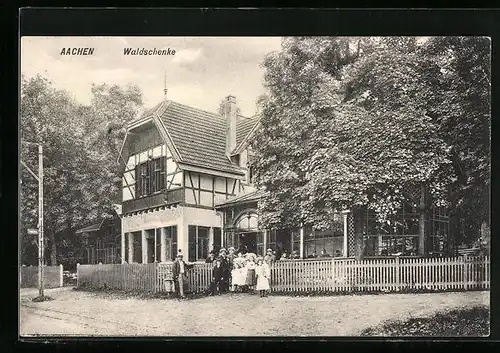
75, 220, 104, 234
215, 189, 266, 209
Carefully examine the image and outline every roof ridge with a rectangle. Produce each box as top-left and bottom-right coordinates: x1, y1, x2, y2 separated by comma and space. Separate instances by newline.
169, 100, 223, 119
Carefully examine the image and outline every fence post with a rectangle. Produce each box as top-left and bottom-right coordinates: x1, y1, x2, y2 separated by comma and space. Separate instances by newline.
395, 256, 400, 292
331, 258, 335, 292
98, 262, 102, 288
154, 262, 158, 293
76, 263, 80, 287
59, 264, 63, 287
463, 256, 468, 290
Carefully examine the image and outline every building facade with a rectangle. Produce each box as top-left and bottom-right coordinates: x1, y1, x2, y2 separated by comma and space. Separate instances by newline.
119, 95, 451, 263
76, 216, 122, 264
118, 95, 259, 263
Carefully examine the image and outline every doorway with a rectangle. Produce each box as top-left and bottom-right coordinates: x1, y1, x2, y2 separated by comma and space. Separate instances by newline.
237, 232, 258, 254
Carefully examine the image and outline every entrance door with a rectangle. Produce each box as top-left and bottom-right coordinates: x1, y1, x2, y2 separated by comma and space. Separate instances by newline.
238, 232, 258, 254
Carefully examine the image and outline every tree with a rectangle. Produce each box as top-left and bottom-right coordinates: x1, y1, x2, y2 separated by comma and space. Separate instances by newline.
342, 36, 490, 245
253, 37, 375, 229
254, 36, 490, 248
20, 76, 143, 266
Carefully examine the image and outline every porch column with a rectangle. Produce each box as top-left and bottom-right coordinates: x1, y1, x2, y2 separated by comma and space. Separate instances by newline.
154, 230, 158, 262
209, 227, 214, 252
418, 186, 426, 256
120, 224, 126, 264
141, 230, 148, 263
263, 230, 268, 254
160, 227, 167, 262
128, 232, 134, 263
299, 227, 304, 259
342, 211, 350, 257
178, 221, 187, 260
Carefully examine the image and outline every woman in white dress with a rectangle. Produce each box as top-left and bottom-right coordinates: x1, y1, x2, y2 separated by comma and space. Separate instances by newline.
255, 257, 271, 297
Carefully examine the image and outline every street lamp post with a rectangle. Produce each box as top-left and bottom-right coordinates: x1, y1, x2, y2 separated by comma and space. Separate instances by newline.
21, 141, 44, 297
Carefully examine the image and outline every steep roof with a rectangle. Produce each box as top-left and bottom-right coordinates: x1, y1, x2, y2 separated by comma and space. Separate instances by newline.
131, 99, 260, 176
215, 189, 266, 208
159, 101, 244, 175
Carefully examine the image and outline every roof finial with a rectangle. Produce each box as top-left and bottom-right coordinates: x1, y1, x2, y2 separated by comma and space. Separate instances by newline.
163, 70, 168, 100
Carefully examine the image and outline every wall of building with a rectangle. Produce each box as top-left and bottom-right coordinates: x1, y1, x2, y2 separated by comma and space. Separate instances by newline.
122, 206, 183, 233
121, 204, 223, 262
184, 170, 241, 208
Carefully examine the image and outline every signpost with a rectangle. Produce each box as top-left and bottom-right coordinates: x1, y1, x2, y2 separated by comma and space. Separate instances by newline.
38, 144, 44, 297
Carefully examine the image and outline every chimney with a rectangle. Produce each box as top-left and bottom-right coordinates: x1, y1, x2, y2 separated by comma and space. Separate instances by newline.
224, 95, 237, 156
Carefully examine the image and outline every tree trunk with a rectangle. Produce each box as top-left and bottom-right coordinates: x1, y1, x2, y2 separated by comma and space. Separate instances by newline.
46, 222, 58, 266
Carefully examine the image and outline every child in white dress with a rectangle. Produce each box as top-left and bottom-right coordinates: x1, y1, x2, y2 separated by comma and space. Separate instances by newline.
255, 257, 271, 297
245, 256, 257, 291
231, 256, 245, 292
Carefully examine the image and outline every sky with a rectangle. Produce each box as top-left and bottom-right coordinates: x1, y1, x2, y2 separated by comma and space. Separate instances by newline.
21, 37, 283, 116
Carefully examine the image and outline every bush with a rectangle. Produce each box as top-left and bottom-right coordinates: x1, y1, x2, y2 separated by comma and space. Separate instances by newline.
361, 306, 489, 336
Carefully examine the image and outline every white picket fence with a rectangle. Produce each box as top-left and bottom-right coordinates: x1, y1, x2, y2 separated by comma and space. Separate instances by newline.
77, 256, 489, 294
271, 256, 490, 292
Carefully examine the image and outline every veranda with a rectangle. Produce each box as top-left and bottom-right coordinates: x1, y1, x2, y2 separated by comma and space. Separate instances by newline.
217, 185, 453, 260
77, 255, 490, 294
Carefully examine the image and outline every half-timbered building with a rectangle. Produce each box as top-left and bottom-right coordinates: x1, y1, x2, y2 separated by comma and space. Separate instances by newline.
118, 95, 260, 263
119, 93, 451, 263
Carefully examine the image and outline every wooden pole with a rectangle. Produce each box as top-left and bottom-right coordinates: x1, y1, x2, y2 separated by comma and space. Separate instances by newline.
38, 144, 44, 297
342, 211, 349, 257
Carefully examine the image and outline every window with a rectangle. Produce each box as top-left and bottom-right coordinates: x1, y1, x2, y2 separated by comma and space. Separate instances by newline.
155, 229, 162, 262
362, 202, 422, 256
292, 229, 301, 254
213, 227, 221, 250
303, 225, 344, 258
169, 226, 178, 261
135, 157, 166, 198
188, 225, 210, 261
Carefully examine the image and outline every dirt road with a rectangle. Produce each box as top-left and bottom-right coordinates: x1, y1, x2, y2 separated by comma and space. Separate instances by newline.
20, 287, 489, 336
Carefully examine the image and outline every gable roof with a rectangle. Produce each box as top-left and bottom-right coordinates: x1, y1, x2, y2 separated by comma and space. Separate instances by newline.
75, 220, 104, 234
127, 99, 260, 176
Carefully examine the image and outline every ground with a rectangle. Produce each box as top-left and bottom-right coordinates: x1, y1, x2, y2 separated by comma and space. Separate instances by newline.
20, 287, 489, 337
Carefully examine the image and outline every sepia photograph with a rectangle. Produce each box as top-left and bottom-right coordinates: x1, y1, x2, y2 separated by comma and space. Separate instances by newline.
19, 35, 490, 337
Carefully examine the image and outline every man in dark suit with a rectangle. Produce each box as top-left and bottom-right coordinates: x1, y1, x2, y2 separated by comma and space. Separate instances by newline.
172, 252, 193, 298
210, 258, 224, 295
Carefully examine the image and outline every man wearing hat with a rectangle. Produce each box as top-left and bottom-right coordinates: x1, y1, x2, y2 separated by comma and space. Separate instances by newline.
218, 248, 231, 292
172, 251, 194, 298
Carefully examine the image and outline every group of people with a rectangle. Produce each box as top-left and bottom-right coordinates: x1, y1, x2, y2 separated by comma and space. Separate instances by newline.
171, 245, 340, 299
206, 247, 272, 297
